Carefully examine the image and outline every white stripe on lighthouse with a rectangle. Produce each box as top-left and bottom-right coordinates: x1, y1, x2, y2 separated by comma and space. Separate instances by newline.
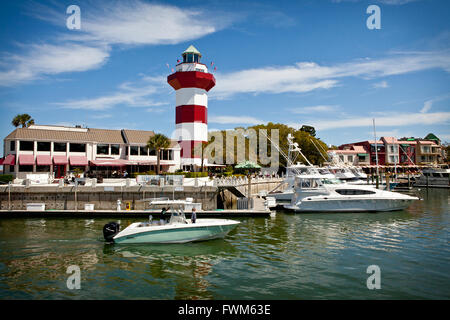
175, 88, 208, 107
175, 123, 208, 142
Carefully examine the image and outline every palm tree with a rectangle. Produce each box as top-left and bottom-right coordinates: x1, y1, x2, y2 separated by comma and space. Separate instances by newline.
12, 114, 34, 128
193, 140, 212, 173
147, 133, 170, 175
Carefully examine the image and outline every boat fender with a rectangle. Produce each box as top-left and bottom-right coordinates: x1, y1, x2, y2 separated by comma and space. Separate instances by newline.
103, 222, 120, 242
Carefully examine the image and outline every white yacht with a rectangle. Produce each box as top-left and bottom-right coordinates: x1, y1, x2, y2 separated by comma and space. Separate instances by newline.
414, 168, 449, 188
284, 175, 419, 213
103, 200, 240, 244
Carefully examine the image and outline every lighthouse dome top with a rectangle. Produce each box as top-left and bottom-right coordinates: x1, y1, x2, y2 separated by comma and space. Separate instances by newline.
182, 45, 202, 63
182, 45, 201, 57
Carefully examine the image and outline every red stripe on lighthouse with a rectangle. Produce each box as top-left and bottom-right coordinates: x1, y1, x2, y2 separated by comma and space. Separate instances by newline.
176, 105, 207, 124
167, 71, 216, 92
179, 141, 204, 158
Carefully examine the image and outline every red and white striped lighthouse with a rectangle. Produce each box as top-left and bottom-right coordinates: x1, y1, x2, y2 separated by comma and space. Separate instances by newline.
167, 45, 216, 170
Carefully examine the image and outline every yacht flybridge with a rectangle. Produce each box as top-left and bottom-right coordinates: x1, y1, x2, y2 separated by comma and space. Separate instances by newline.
103, 200, 240, 244
284, 175, 419, 212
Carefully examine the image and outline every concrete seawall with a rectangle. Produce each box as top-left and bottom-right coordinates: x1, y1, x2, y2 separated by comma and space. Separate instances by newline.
0, 185, 218, 211
0, 179, 284, 212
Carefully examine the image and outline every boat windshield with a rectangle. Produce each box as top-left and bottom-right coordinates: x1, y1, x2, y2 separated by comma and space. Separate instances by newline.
295, 178, 322, 189
322, 178, 342, 185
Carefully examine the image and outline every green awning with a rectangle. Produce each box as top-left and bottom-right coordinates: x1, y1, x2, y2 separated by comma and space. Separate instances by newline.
357, 153, 368, 156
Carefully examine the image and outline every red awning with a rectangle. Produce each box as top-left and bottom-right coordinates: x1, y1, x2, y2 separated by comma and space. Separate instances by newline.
53, 155, 68, 165
90, 159, 130, 167
137, 160, 157, 165
36, 155, 52, 166
19, 154, 35, 165
3, 154, 15, 165
0, 158, 3, 165
69, 156, 88, 166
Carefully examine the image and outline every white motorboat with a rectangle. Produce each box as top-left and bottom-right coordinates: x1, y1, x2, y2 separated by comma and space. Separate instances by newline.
103, 200, 240, 244
414, 167, 449, 188
284, 175, 419, 212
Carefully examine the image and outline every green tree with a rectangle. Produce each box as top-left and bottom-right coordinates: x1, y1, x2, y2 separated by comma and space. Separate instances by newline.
147, 133, 170, 175
12, 114, 34, 128
300, 125, 316, 137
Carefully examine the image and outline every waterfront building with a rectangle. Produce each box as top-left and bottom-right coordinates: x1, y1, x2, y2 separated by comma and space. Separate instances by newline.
167, 45, 216, 171
0, 125, 181, 179
328, 145, 370, 166
333, 134, 445, 168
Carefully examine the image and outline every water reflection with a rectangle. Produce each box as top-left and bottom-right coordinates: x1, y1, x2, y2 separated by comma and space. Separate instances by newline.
0, 189, 448, 299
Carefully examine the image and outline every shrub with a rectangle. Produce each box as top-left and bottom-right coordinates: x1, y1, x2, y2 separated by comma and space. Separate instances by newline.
0, 174, 14, 184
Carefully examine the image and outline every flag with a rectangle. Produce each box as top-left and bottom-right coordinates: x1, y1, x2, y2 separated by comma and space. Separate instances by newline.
214, 66, 217, 71
177, 59, 180, 63
171, 68, 174, 72
210, 61, 214, 66
166, 63, 170, 69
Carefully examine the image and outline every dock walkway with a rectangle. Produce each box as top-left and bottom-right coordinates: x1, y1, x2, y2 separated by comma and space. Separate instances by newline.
0, 208, 272, 218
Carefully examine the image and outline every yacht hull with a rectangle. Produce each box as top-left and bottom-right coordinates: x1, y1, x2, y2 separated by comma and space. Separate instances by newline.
113, 220, 239, 244
285, 198, 416, 212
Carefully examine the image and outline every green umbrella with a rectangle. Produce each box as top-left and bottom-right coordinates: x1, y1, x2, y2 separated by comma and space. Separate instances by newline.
235, 161, 261, 169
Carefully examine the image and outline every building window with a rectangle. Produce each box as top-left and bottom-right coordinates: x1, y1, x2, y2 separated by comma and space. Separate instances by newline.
10, 141, 15, 151
339, 155, 344, 162
358, 155, 366, 162
37, 142, 51, 152
348, 155, 353, 162
130, 146, 139, 155
36, 165, 50, 172
149, 148, 156, 156
139, 146, 148, 156
97, 144, 109, 155
19, 141, 34, 151
336, 189, 376, 195
54, 142, 67, 152
19, 165, 33, 172
111, 144, 120, 155
70, 143, 86, 153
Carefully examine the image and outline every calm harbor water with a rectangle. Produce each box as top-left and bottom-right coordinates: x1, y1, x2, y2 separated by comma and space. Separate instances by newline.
0, 188, 449, 300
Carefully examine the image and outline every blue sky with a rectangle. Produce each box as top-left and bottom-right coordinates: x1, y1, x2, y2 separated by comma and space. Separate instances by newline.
0, 0, 449, 157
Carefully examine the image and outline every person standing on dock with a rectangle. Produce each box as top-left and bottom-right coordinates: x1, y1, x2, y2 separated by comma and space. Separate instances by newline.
191, 208, 197, 224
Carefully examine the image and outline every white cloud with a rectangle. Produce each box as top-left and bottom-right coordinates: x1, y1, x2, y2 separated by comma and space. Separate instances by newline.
290, 105, 339, 114
373, 81, 389, 88
209, 115, 266, 125
53, 77, 169, 110
0, 43, 109, 86
1, 1, 230, 87
30, 0, 229, 46
420, 100, 433, 113
213, 51, 450, 98
332, 0, 421, 4
294, 111, 450, 131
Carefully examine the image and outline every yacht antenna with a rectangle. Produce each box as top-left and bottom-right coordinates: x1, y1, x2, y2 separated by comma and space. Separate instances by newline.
398, 144, 416, 166
373, 119, 380, 178
310, 138, 328, 162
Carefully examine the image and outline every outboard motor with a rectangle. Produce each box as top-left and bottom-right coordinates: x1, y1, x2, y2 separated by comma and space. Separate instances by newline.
103, 222, 120, 242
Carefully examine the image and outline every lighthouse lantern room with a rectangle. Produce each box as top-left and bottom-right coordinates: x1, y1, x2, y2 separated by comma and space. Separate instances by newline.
167, 45, 216, 171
